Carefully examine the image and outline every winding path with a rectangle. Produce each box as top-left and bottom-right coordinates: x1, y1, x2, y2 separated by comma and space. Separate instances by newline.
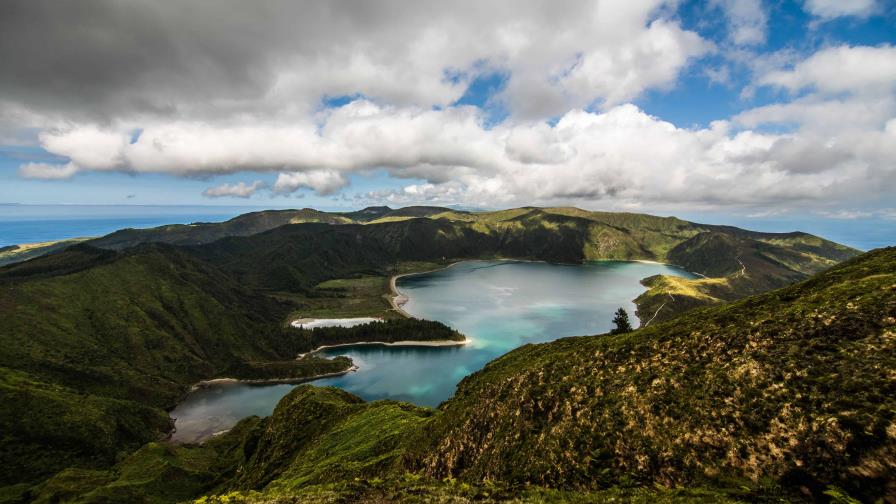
735, 255, 747, 278
643, 293, 675, 327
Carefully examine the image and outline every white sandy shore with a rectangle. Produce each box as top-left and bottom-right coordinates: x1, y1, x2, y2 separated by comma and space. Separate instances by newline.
188, 365, 359, 390
291, 317, 383, 329
389, 261, 468, 317
299, 338, 469, 358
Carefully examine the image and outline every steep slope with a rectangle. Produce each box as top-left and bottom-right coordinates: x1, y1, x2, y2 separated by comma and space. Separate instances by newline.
186, 217, 597, 294
0, 245, 354, 486
417, 247, 896, 502
634, 231, 854, 324
0, 244, 310, 406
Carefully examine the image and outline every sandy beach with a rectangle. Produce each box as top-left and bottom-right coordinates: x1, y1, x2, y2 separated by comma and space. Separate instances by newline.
188, 365, 359, 390
290, 317, 383, 329
299, 338, 469, 358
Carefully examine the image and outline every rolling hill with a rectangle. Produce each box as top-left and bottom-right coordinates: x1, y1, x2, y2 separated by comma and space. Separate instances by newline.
0, 244, 458, 490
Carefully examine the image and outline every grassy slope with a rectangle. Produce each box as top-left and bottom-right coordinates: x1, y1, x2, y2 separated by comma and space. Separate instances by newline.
89, 209, 353, 250
184, 211, 857, 324
48, 248, 893, 504
417, 247, 896, 502
0, 238, 91, 267
634, 231, 857, 324
0, 244, 305, 407
0, 245, 346, 487
0, 243, 465, 490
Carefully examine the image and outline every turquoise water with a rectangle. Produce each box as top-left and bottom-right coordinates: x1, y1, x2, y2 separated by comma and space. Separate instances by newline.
169, 260, 695, 442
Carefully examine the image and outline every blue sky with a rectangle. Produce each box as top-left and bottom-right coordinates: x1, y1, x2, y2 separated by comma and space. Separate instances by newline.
0, 0, 894, 241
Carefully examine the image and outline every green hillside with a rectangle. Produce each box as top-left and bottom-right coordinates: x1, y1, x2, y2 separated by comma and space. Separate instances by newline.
3, 207, 858, 324
27, 248, 893, 503
417, 247, 896, 503
0, 244, 459, 490
634, 230, 857, 324
0, 238, 91, 267
179, 211, 857, 322
0, 206, 869, 502
89, 209, 354, 250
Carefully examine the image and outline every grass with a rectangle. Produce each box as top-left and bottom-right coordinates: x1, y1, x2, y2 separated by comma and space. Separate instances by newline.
0, 237, 90, 267
57, 248, 889, 504
285, 275, 396, 320
415, 248, 896, 503
0, 206, 867, 502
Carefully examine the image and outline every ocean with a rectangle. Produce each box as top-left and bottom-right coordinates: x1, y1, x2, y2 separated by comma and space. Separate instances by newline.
0, 205, 265, 247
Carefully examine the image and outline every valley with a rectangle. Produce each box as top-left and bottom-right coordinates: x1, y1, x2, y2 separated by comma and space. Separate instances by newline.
0, 205, 883, 504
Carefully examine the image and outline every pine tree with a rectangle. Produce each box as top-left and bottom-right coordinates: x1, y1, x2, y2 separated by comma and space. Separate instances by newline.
610, 307, 633, 334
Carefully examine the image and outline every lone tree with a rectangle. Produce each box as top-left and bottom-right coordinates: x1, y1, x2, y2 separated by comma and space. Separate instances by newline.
610, 307, 633, 334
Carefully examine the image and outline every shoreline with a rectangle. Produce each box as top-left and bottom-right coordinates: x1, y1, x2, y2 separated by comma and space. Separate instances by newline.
290, 316, 383, 328
299, 338, 469, 357
387, 257, 550, 317
389, 261, 466, 317
186, 365, 359, 391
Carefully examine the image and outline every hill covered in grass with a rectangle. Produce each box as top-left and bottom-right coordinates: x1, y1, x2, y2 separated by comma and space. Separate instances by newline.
0, 238, 91, 267
0, 244, 459, 491
26, 247, 894, 503
0, 206, 867, 501
634, 230, 855, 324
4, 206, 858, 321
417, 247, 896, 502
176, 210, 857, 321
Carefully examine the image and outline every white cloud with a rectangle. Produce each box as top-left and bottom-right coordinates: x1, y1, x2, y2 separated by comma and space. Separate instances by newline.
740, 45, 896, 136
4, 3, 895, 215
19, 95, 896, 210
202, 180, 266, 198
18, 162, 79, 180
757, 45, 896, 96
711, 0, 767, 46
803, 0, 877, 19
274, 170, 348, 196
39, 126, 129, 171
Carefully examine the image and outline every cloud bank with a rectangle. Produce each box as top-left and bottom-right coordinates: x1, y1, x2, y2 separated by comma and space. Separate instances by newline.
1, 1, 894, 212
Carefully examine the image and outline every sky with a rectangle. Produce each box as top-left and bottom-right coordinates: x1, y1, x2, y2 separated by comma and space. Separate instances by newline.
1, 0, 895, 231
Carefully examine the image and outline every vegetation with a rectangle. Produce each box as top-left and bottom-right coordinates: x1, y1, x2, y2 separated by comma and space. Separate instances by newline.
416, 247, 896, 502
3, 206, 859, 325
0, 238, 90, 267
633, 230, 861, 323
292, 319, 465, 352
12, 247, 888, 503
0, 206, 869, 502
610, 307, 633, 334
0, 244, 457, 490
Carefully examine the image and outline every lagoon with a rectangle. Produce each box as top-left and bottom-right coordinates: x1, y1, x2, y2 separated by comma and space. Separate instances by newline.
169, 260, 695, 442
